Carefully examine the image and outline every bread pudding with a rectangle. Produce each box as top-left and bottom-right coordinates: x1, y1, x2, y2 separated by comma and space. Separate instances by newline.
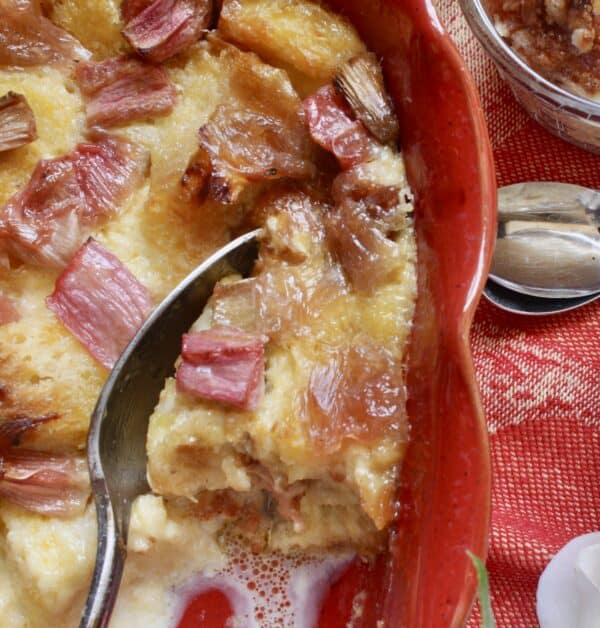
0, 0, 416, 624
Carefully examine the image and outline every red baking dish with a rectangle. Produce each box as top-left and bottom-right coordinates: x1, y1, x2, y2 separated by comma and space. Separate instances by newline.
181, 0, 496, 625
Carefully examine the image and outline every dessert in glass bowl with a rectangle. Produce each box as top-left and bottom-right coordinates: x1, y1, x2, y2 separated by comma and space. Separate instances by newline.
461, 0, 600, 152
486, 0, 599, 100
0, 0, 494, 625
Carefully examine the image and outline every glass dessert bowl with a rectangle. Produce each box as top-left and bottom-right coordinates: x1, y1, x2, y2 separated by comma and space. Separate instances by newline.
461, 0, 600, 153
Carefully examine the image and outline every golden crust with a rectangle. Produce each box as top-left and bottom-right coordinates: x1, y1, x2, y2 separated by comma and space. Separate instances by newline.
219, 0, 365, 93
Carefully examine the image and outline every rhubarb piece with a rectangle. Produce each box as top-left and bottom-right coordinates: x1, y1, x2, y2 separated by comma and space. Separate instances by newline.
46, 238, 153, 369
0, 449, 89, 517
303, 343, 407, 453
303, 85, 375, 169
325, 147, 413, 293
211, 278, 261, 333
211, 259, 344, 344
0, 133, 148, 269
0, 415, 89, 517
247, 463, 305, 526
0, 92, 37, 152
334, 52, 399, 145
325, 198, 403, 294
121, 0, 154, 22
76, 55, 176, 128
183, 51, 314, 203
72, 132, 149, 219
121, 0, 212, 62
176, 327, 265, 410
0, 294, 19, 326
0, 4, 90, 67
187, 103, 314, 202
331, 156, 413, 232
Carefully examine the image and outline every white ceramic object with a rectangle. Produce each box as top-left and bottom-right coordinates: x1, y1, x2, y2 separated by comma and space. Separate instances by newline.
537, 532, 600, 628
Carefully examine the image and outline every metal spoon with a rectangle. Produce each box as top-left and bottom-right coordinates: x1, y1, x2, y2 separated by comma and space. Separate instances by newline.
80, 229, 261, 628
484, 182, 600, 315
483, 279, 600, 315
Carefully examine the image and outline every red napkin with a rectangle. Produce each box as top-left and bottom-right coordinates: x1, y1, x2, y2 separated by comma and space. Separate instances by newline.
435, 2, 600, 625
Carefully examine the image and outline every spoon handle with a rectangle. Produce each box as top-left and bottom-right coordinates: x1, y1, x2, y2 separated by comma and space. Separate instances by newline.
79, 490, 125, 628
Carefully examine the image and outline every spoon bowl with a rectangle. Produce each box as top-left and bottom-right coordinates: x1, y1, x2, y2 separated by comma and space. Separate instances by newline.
483, 279, 600, 315
490, 182, 600, 299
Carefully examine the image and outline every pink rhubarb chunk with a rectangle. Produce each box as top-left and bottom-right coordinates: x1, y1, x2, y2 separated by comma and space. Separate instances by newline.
176, 327, 265, 411
76, 55, 176, 128
0, 415, 89, 517
0, 133, 147, 269
303, 85, 375, 169
46, 238, 153, 369
121, 0, 212, 63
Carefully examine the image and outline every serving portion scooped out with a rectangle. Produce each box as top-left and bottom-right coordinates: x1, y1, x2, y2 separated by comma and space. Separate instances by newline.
484, 0, 600, 100
148, 160, 415, 555
0, 0, 416, 625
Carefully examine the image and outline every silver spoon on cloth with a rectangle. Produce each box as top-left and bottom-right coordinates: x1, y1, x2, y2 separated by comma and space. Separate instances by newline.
483, 182, 600, 315
80, 228, 262, 628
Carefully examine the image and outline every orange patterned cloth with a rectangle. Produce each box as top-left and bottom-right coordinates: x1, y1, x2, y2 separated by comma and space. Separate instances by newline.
435, 2, 600, 626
